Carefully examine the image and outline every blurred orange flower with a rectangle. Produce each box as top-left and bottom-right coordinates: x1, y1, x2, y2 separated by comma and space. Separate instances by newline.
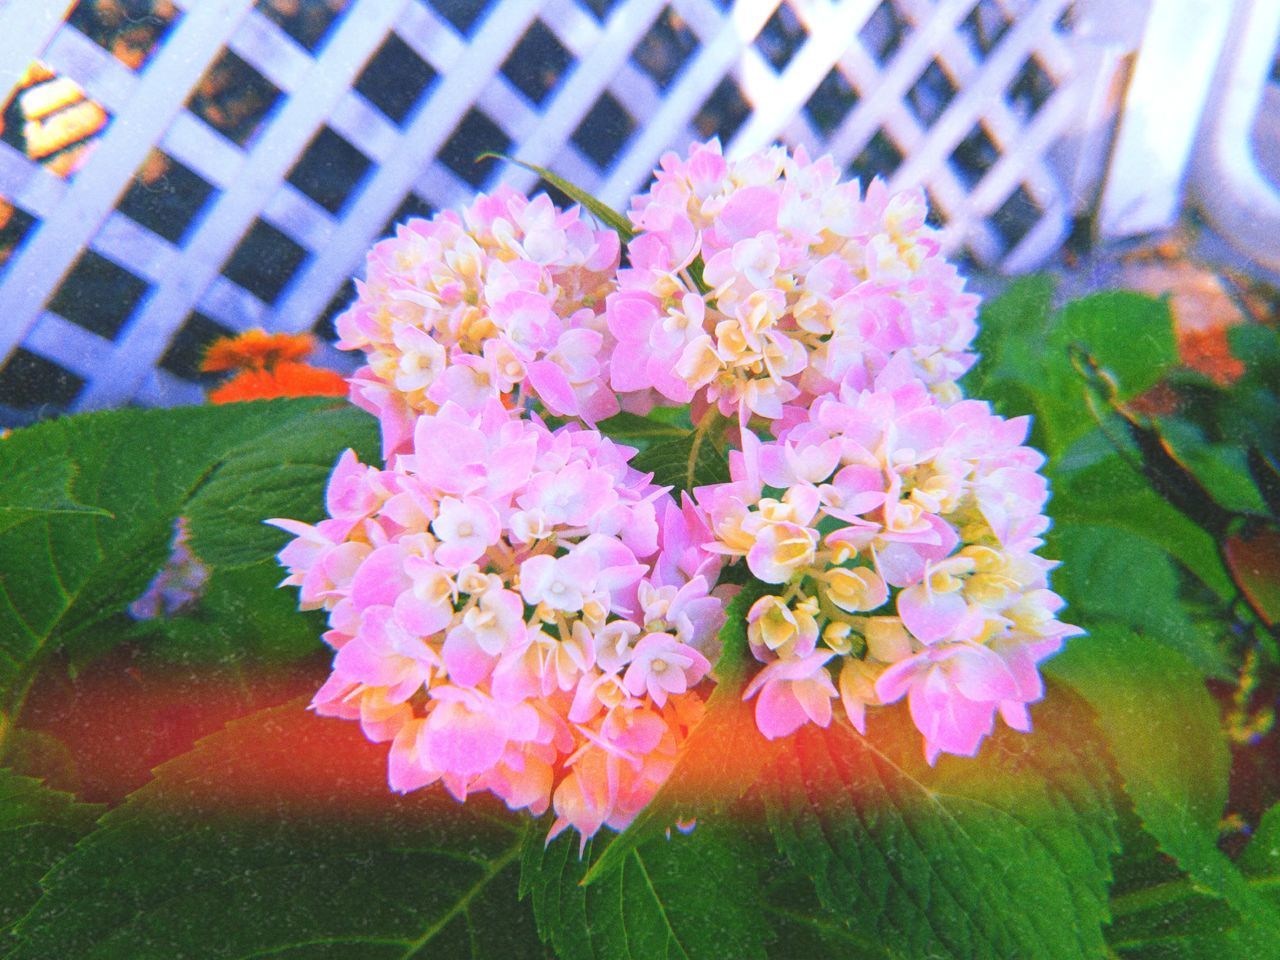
201, 329, 318, 373
208, 361, 347, 404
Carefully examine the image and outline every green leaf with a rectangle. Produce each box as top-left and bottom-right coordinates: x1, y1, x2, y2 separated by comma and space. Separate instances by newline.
969, 282, 1180, 458
0, 457, 110, 536
1047, 522, 1230, 677
630, 431, 729, 496
7, 700, 540, 959
581, 578, 773, 884
183, 404, 378, 569
0, 399, 367, 713
0, 770, 101, 945
1105, 801, 1280, 957
480, 153, 634, 242
1104, 801, 1246, 959
965, 273, 1057, 406
594, 411, 693, 451
1048, 628, 1280, 947
1051, 453, 1233, 601
133, 563, 329, 666
1050, 292, 1178, 402
764, 681, 1120, 959
522, 823, 770, 960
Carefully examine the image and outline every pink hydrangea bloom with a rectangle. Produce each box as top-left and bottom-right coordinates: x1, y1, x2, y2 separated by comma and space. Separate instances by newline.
607, 140, 978, 423
699, 364, 1079, 763
335, 187, 621, 456
270, 400, 727, 844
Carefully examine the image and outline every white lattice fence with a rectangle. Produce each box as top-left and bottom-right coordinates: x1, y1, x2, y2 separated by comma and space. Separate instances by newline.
0, 0, 1092, 416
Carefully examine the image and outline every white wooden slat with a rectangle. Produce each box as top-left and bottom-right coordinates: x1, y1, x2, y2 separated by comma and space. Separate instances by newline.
160, 113, 245, 190
40, 20, 137, 113
199, 275, 271, 333
0, 0, 258, 364
1191, 0, 1280, 272
1101, 0, 1236, 237
493, 0, 668, 196
330, 91, 403, 164
91, 212, 179, 285
135, 366, 205, 407
0, 0, 76, 105
818, 0, 975, 167
0, 143, 66, 219
599, 0, 780, 206
76, 0, 412, 409
888, 0, 1072, 204
24, 311, 112, 379
227, 9, 315, 94
269, 0, 545, 335
0, 0, 1137, 411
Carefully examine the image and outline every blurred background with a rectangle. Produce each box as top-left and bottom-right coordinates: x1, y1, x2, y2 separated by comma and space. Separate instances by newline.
0, 0, 1276, 425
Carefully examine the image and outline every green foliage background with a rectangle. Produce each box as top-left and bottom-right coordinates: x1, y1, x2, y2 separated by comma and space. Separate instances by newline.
0, 284, 1278, 958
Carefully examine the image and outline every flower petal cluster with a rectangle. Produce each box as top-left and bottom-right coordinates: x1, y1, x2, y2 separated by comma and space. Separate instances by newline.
334, 187, 621, 455
607, 139, 979, 422
269, 401, 725, 842
698, 358, 1080, 763
272, 141, 1081, 838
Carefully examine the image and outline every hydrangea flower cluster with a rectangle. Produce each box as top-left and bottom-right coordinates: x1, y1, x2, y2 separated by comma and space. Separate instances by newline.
335, 187, 620, 456
607, 140, 979, 421
697, 357, 1079, 762
275, 139, 1077, 840
269, 400, 725, 841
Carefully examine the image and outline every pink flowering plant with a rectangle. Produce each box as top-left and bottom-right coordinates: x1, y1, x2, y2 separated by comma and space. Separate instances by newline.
4, 140, 1279, 960
274, 141, 1080, 828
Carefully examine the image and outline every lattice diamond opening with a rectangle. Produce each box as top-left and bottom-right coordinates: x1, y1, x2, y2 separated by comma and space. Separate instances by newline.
573, 93, 635, 170
950, 123, 1000, 189
1007, 56, 1055, 122
187, 49, 282, 147
958, 1, 1013, 58
0, 348, 84, 411
48, 250, 147, 340
159, 311, 233, 382
850, 129, 903, 182
907, 61, 957, 127
805, 66, 860, 137
429, 0, 489, 37
755, 3, 807, 72
221, 218, 308, 305
68, 0, 180, 71
502, 21, 573, 106
116, 149, 216, 244
859, 1, 909, 63
1, 65, 112, 181
992, 184, 1044, 252
287, 126, 371, 215
694, 76, 751, 142
631, 7, 698, 91
439, 109, 510, 189
0, 207, 39, 273
382, 193, 437, 239
354, 32, 437, 125
255, 0, 349, 52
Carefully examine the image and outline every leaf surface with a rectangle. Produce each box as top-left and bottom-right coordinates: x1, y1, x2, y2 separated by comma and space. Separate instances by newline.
764, 682, 1120, 959
7, 700, 539, 959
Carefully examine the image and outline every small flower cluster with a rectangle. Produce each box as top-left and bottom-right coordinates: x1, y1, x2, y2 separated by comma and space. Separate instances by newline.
335, 187, 620, 456
270, 401, 725, 841
698, 358, 1078, 762
607, 140, 979, 421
